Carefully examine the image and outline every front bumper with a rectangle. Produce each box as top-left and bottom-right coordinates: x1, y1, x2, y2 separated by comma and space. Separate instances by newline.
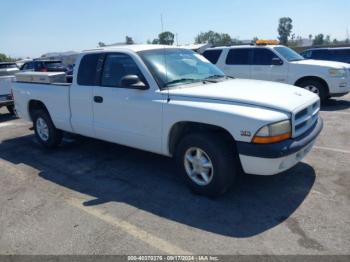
236, 117, 323, 175
328, 77, 350, 96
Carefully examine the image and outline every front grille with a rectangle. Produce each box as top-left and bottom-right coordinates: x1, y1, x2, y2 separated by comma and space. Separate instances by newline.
293, 101, 320, 137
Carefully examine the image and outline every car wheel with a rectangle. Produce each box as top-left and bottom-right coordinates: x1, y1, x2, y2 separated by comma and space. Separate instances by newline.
33, 110, 62, 148
6, 105, 15, 116
297, 79, 328, 102
176, 132, 238, 197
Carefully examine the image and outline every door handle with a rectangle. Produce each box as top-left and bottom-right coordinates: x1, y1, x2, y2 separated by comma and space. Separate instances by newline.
94, 96, 103, 103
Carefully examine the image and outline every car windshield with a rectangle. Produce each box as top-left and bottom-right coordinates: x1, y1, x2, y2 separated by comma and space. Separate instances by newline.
45, 61, 63, 68
274, 46, 305, 62
138, 48, 225, 89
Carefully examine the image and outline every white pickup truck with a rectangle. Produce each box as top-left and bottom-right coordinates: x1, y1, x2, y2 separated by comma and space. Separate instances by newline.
202, 44, 350, 101
13, 45, 323, 196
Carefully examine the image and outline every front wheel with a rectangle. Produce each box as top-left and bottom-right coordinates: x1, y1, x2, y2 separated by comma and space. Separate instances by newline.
33, 110, 62, 148
176, 133, 239, 197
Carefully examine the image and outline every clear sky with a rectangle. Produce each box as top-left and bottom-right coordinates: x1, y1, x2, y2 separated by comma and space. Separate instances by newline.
1, 0, 349, 58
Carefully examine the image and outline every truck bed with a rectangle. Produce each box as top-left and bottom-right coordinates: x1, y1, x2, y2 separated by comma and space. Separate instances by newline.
13, 80, 73, 132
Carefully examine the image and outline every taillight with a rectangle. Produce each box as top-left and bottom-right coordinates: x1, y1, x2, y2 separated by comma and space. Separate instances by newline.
40, 68, 48, 72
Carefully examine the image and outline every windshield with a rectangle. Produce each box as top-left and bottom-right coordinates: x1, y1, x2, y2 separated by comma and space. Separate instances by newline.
44, 61, 63, 68
274, 46, 305, 62
138, 48, 225, 89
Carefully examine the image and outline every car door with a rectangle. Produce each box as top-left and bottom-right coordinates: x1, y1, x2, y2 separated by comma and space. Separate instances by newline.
252, 48, 288, 83
92, 52, 163, 154
70, 53, 101, 137
221, 48, 252, 79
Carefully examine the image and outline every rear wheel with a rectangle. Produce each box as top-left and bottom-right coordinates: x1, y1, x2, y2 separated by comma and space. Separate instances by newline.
297, 79, 328, 102
33, 110, 62, 148
176, 132, 238, 197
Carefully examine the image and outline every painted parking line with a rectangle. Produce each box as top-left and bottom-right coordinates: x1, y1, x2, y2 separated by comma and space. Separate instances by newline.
320, 111, 350, 116
67, 198, 191, 255
0, 121, 28, 128
314, 146, 350, 154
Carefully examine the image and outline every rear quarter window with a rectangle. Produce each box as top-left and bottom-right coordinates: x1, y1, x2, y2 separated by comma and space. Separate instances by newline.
77, 54, 101, 86
202, 49, 223, 64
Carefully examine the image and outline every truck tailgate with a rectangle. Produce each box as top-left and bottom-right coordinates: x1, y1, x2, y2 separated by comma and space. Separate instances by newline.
0, 76, 15, 96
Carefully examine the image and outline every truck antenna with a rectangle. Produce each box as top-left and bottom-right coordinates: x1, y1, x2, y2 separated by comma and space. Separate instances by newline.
161, 14, 170, 103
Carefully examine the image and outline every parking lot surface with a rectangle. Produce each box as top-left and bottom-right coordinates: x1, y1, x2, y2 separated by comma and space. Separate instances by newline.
0, 95, 349, 255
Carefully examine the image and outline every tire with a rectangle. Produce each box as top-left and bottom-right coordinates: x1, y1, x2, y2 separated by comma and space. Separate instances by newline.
297, 79, 328, 102
33, 110, 62, 148
7, 105, 15, 116
175, 132, 239, 197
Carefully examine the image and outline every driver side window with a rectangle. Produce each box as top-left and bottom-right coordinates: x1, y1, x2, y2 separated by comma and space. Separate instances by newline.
101, 53, 145, 88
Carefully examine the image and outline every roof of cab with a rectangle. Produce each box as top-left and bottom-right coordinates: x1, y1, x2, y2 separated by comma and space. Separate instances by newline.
83, 44, 180, 53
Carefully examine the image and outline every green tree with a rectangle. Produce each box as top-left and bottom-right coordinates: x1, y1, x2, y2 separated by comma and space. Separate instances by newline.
195, 30, 232, 46
220, 33, 233, 46
325, 35, 331, 44
158, 31, 175, 45
151, 38, 160, 44
0, 53, 14, 62
313, 34, 324, 45
277, 17, 293, 45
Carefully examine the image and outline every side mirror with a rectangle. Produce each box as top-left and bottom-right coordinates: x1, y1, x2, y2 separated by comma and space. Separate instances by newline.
272, 57, 283, 66
120, 75, 148, 90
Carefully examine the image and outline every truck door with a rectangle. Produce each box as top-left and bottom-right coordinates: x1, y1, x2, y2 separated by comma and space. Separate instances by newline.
92, 52, 163, 154
70, 53, 101, 137
220, 48, 252, 79
251, 48, 288, 83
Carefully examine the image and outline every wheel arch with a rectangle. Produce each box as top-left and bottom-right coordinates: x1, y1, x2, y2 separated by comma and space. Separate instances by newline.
28, 100, 50, 121
294, 76, 330, 95
168, 121, 237, 156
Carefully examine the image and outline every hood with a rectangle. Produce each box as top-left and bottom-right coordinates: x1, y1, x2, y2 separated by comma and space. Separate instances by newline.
292, 59, 350, 69
167, 79, 319, 113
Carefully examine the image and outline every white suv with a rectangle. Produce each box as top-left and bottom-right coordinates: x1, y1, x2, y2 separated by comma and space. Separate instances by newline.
203, 44, 350, 101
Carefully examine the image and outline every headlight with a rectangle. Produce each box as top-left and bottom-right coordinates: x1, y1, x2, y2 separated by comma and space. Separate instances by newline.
329, 68, 346, 78
252, 120, 291, 144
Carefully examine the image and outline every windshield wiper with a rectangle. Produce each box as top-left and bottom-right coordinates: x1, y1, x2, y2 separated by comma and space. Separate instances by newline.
205, 75, 226, 80
204, 75, 234, 81
164, 78, 199, 87
289, 58, 304, 62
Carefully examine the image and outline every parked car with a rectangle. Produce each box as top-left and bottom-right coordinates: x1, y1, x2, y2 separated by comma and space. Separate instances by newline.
300, 47, 350, 64
13, 45, 322, 196
0, 76, 15, 115
202, 42, 350, 101
0, 62, 19, 77
20, 60, 67, 72
20, 60, 71, 82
